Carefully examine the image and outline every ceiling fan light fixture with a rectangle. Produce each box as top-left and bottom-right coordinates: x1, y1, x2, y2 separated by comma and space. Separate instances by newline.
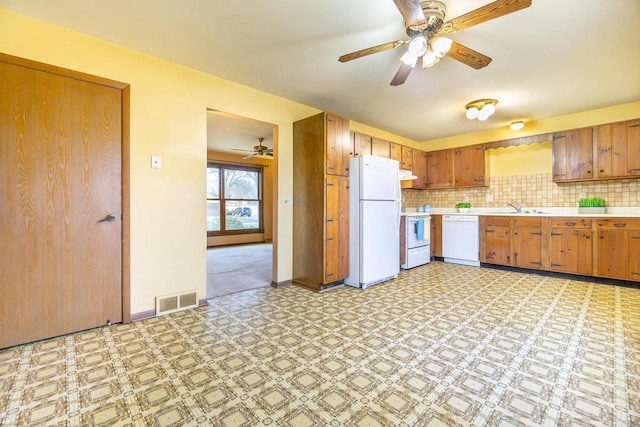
432, 37, 452, 57
465, 98, 498, 121
510, 120, 525, 131
422, 48, 439, 68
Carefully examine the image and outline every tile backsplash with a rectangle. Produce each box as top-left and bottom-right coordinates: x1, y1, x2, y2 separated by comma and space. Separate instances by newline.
403, 173, 639, 208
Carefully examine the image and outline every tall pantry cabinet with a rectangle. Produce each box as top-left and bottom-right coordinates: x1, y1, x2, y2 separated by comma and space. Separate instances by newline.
293, 112, 351, 291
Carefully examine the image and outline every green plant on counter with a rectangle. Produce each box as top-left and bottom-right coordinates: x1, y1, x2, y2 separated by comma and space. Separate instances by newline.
578, 197, 606, 207
455, 202, 471, 209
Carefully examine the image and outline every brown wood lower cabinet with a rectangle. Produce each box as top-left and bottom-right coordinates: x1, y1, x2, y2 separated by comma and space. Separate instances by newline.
480, 215, 639, 282
481, 216, 510, 265
549, 218, 592, 275
430, 214, 442, 257
595, 218, 640, 280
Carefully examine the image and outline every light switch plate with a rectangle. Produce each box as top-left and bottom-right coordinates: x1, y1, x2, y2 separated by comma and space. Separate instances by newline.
151, 155, 162, 169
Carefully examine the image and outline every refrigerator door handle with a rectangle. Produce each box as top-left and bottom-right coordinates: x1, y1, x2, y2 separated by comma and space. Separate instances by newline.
395, 200, 401, 239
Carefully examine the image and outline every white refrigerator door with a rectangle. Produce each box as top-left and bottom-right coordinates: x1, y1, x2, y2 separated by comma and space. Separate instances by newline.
359, 200, 400, 283
358, 155, 400, 201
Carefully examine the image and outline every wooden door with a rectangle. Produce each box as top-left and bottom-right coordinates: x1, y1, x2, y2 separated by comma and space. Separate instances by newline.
325, 113, 350, 176
512, 227, 542, 269
552, 128, 593, 181
629, 231, 640, 279
352, 132, 371, 157
426, 149, 454, 188
596, 231, 628, 279
324, 175, 349, 283
400, 146, 413, 170
484, 226, 510, 265
454, 145, 487, 187
0, 57, 125, 348
549, 229, 592, 275
371, 138, 391, 158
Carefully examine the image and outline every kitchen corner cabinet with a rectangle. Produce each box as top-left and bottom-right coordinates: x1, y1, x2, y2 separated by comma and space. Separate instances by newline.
430, 214, 442, 258
401, 149, 428, 189
454, 145, 489, 187
426, 149, 454, 188
293, 112, 350, 291
552, 128, 593, 182
595, 119, 640, 179
595, 218, 640, 280
549, 218, 593, 275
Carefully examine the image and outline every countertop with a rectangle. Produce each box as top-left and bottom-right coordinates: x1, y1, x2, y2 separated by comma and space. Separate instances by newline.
402, 207, 640, 218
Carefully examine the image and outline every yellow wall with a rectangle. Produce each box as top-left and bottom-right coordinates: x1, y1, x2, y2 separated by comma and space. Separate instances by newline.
0, 8, 416, 315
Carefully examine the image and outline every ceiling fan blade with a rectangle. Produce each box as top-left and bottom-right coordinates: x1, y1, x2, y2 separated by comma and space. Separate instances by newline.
231, 148, 254, 152
390, 63, 413, 86
446, 41, 492, 69
393, 0, 426, 29
243, 153, 258, 159
339, 40, 407, 62
441, 0, 531, 33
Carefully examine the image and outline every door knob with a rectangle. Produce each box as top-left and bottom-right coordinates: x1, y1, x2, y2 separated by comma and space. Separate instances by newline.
98, 214, 118, 223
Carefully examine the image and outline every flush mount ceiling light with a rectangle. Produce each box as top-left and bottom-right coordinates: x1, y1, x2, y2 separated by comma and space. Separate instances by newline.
510, 120, 525, 131
465, 99, 498, 121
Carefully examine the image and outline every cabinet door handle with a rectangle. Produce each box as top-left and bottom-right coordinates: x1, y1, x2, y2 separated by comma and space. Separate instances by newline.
629, 168, 640, 174
565, 222, 576, 226
530, 261, 542, 265
551, 232, 562, 236
551, 263, 563, 267
614, 223, 627, 228
631, 236, 640, 240
530, 231, 542, 236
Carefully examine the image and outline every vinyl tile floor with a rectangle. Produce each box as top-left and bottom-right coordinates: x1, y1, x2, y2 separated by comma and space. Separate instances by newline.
1, 261, 640, 426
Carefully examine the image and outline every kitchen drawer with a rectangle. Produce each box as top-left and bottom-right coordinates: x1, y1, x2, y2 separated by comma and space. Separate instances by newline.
513, 217, 541, 228
550, 218, 592, 229
596, 218, 640, 230
485, 216, 510, 227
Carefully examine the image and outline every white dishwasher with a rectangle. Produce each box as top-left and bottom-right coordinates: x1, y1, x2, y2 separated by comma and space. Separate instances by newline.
442, 215, 480, 266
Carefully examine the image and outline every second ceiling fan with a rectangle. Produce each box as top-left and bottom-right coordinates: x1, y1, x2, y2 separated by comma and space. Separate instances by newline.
338, 0, 532, 86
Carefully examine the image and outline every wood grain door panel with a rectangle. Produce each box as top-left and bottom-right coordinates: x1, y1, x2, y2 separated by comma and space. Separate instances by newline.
0, 60, 123, 348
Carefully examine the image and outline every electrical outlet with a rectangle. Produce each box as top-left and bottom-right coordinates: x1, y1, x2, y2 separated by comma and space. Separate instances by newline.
486, 194, 494, 202
579, 192, 586, 198
463, 195, 470, 203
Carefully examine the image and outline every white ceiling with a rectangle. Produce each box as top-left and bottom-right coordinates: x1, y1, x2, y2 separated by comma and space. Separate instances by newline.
206, 111, 274, 156
3, 0, 639, 147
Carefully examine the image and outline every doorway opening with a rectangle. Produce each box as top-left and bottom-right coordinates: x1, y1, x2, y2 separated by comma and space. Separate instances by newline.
205, 110, 277, 298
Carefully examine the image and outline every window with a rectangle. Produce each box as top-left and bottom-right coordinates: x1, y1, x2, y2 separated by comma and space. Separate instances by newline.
207, 162, 263, 235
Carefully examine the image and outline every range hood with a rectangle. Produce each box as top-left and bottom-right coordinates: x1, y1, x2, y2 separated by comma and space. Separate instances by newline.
399, 169, 417, 181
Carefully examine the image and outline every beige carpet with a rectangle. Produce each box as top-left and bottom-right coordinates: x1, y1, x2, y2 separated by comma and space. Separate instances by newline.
207, 243, 272, 298
2, 261, 640, 426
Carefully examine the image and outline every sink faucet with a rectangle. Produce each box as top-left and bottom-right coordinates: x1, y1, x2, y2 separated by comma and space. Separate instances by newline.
506, 202, 522, 213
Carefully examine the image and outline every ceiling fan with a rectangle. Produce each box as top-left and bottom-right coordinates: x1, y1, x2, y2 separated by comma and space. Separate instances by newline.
232, 137, 274, 159
338, 0, 532, 86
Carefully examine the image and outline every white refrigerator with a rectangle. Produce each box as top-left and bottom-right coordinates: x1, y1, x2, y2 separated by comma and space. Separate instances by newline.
345, 155, 401, 289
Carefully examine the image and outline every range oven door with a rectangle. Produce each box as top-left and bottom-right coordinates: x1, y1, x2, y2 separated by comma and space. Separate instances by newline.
407, 215, 430, 248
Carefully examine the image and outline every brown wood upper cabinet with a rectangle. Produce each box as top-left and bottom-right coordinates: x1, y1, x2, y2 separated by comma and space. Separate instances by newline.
371, 137, 391, 158
552, 119, 640, 183
325, 113, 351, 176
454, 145, 489, 187
390, 142, 402, 163
402, 149, 428, 189
552, 127, 593, 182
426, 149, 454, 188
596, 119, 640, 179
400, 146, 413, 170
426, 145, 487, 189
352, 131, 372, 158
